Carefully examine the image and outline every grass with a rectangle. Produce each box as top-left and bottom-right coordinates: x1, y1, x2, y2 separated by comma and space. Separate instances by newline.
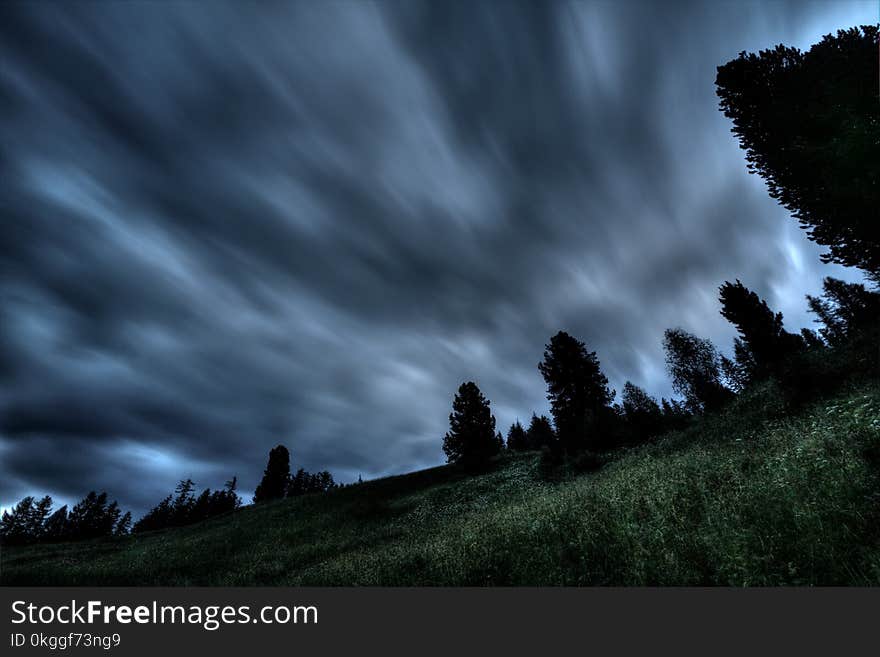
2, 381, 879, 586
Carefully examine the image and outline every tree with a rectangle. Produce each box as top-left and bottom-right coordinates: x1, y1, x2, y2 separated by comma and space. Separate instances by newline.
171, 478, 196, 525
663, 328, 733, 413
807, 277, 880, 347
719, 280, 804, 383
621, 382, 663, 443
288, 468, 337, 497
133, 474, 241, 533
132, 495, 172, 533
442, 381, 499, 467
0, 496, 36, 545
800, 328, 825, 351
716, 26, 880, 279
67, 492, 121, 540
538, 331, 613, 454
43, 505, 69, 542
525, 413, 556, 450
505, 421, 529, 451
190, 489, 213, 523
253, 445, 291, 503
115, 511, 132, 536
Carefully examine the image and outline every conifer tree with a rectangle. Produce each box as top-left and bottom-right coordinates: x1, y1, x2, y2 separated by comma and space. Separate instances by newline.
506, 421, 529, 451
538, 331, 613, 454
525, 413, 556, 450
253, 445, 291, 503
442, 382, 499, 467
719, 280, 804, 383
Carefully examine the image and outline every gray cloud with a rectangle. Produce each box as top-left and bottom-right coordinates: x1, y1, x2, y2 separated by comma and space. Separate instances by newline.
0, 0, 872, 514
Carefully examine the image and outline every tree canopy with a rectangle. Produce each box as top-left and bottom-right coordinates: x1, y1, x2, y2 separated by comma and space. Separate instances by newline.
719, 280, 804, 383
716, 26, 880, 279
663, 328, 733, 413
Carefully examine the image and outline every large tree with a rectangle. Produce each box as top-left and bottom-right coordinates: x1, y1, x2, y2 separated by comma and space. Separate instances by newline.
663, 328, 733, 414
719, 280, 804, 383
442, 381, 499, 467
253, 445, 291, 503
716, 26, 880, 279
538, 331, 613, 454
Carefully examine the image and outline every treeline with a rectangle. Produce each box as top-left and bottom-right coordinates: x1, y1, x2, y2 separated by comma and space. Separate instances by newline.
443, 24, 880, 472
443, 275, 879, 471
1, 446, 341, 545
0, 492, 130, 547
252, 444, 338, 503
132, 477, 241, 533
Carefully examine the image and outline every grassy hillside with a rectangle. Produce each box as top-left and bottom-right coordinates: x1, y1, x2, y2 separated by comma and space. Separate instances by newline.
3, 381, 879, 586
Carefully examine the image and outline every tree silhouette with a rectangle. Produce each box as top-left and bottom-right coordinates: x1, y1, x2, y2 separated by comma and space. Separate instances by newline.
0, 497, 36, 545
716, 26, 880, 279
253, 445, 291, 503
807, 277, 880, 347
442, 381, 499, 467
115, 511, 132, 536
506, 421, 529, 451
171, 478, 196, 525
43, 505, 69, 542
538, 331, 613, 454
719, 280, 804, 383
133, 475, 241, 533
288, 468, 338, 496
67, 492, 121, 540
525, 413, 556, 450
621, 382, 663, 443
663, 328, 733, 413
132, 495, 172, 533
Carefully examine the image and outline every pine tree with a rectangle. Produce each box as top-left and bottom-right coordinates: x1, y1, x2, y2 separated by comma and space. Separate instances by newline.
0, 496, 35, 545
525, 414, 556, 450
538, 331, 613, 454
67, 492, 120, 540
807, 277, 880, 347
253, 445, 291, 503
442, 381, 498, 467
505, 421, 529, 451
171, 479, 196, 525
716, 26, 880, 278
115, 511, 132, 535
132, 495, 173, 533
43, 505, 69, 542
719, 280, 804, 383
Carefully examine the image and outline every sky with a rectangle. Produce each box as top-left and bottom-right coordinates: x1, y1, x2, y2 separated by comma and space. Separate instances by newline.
1, 0, 875, 515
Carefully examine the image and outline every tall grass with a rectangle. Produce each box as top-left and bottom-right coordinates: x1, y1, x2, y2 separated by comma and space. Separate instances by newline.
2, 383, 878, 586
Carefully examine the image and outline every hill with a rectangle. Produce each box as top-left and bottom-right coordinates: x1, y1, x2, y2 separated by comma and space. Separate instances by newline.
2, 381, 879, 586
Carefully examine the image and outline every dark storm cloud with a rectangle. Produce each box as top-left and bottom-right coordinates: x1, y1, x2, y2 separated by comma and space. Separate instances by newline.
0, 1, 872, 513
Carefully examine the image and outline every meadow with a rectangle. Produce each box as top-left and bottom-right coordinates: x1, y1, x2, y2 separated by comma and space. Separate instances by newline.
3, 380, 879, 586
